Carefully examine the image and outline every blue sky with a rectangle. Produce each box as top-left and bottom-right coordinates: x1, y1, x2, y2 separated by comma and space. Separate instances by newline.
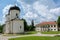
0, 0, 60, 25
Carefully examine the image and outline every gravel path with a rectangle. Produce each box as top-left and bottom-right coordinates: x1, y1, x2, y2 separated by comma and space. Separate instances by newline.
0, 35, 8, 40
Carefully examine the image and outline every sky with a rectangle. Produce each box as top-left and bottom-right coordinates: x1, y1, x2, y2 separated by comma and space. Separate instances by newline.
0, 0, 60, 25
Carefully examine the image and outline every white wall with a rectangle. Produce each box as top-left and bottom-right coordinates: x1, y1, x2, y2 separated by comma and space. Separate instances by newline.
6, 15, 10, 21
35, 27, 41, 31
10, 10, 20, 20
35, 24, 58, 32
3, 20, 24, 34
49, 24, 58, 31
13, 20, 24, 33
4, 22, 10, 34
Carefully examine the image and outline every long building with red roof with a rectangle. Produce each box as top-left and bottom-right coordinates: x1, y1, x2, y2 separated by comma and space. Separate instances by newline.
35, 21, 58, 32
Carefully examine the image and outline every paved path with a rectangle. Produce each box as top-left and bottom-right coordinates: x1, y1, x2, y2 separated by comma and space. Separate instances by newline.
0, 35, 8, 40
0, 33, 60, 40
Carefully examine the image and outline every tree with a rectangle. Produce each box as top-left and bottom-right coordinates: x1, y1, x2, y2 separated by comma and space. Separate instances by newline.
31, 20, 35, 31
22, 19, 35, 31
57, 16, 60, 27
0, 24, 4, 33
22, 19, 28, 31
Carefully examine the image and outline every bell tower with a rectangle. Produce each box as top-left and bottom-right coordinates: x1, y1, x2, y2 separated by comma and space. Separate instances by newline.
9, 5, 20, 20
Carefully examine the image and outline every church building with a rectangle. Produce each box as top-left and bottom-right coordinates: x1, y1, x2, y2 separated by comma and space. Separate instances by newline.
3, 5, 24, 34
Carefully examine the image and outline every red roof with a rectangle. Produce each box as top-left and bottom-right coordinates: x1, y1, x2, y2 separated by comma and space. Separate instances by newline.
36, 21, 57, 26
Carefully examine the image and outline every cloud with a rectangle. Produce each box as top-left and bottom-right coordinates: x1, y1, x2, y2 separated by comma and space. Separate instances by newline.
23, 12, 38, 19
49, 7, 60, 20
17, 0, 60, 25
1, 0, 59, 25
32, 1, 49, 17
50, 7, 60, 15
3, 4, 13, 15
2, 4, 13, 24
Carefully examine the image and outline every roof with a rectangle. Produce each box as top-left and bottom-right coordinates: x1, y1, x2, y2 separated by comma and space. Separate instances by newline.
36, 21, 57, 27
9, 5, 20, 11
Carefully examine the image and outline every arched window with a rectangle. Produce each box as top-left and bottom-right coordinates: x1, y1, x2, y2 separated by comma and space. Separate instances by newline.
54, 25, 56, 27
16, 13, 18, 18
20, 26, 21, 29
51, 25, 53, 27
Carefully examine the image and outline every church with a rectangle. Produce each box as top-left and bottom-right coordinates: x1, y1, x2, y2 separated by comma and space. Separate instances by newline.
3, 5, 24, 34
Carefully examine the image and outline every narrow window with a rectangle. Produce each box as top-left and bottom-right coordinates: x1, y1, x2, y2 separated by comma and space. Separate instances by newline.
16, 13, 18, 18
20, 26, 21, 29
54, 25, 56, 27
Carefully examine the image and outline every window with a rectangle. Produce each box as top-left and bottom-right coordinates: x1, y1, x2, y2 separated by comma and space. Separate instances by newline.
16, 13, 18, 18
54, 25, 56, 27
54, 29, 56, 30
20, 26, 21, 29
16, 13, 17, 16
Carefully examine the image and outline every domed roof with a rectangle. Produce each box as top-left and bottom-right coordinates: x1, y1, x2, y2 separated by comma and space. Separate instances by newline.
9, 5, 20, 11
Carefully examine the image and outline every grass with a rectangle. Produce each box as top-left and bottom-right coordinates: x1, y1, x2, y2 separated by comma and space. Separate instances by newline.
9, 36, 60, 40
41, 31, 60, 34
3, 34, 23, 36
25, 31, 37, 34
3, 31, 37, 36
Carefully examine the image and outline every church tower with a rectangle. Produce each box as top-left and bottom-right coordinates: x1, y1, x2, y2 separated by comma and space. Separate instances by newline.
9, 5, 20, 20
3, 5, 24, 34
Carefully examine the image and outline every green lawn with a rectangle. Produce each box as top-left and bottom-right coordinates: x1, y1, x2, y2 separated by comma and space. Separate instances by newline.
3, 31, 37, 36
25, 31, 37, 34
9, 36, 60, 40
41, 31, 60, 34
